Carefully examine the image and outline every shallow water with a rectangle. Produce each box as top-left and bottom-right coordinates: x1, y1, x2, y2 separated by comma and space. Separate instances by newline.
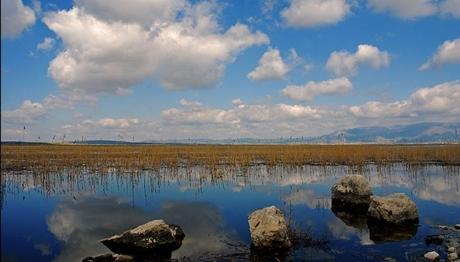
1, 164, 459, 261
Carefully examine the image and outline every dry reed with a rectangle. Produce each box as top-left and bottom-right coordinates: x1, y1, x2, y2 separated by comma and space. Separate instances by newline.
1, 144, 459, 174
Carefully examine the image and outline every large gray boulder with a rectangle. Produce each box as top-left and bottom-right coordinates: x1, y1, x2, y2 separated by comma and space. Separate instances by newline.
331, 175, 372, 209
248, 206, 292, 250
100, 220, 185, 259
367, 193, 419, 224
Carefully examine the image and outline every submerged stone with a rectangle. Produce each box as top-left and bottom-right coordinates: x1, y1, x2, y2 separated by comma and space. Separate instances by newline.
248, 206, 292, 251
331, 175, 372, 210
425, 235, 445, 246
367, 193, 419, 225
100, 220, 185, 259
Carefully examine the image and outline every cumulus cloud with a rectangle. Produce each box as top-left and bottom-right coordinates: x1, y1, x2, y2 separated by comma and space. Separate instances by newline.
281, 0, 351, 27
2, 100, 47, 124
37, 37, 56, 51
350, 80, 460, 118
1, 0, 36, 38
1, 95, 76, 125
368, 0, 437, 19
43, 1, 268, 96
74, 0, 187, 27
282, 77, 352, 101
419, 38, 460, 70
4, 81, 459, 140
440, 0, 460, 18
161, 100, 321, 126
248, 47, 289, 81
326, 44, 390, 76
179, 98, 202, 108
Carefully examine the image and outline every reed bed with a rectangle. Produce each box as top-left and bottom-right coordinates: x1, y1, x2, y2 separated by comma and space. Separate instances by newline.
1, 144, 459, 174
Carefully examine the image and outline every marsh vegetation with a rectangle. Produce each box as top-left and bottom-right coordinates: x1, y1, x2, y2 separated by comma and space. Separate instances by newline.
2, 144, 459, 174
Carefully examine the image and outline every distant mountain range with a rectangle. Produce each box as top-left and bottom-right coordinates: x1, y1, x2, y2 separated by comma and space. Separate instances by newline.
310, 122, 460, 143
3, 122, 459, 145
141, 122, 460, 144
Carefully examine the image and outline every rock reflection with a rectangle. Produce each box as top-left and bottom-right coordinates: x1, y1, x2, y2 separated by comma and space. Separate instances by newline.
330, 203, 418, 244
367, 222, 418, 244
46, 197, 244, 262
331, 205, 367, 230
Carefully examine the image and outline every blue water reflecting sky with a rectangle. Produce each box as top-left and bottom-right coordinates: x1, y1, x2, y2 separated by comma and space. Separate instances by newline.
2, 165, 459, 261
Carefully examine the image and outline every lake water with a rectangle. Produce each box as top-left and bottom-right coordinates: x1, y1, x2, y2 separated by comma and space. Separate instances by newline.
1, 165, 459, 261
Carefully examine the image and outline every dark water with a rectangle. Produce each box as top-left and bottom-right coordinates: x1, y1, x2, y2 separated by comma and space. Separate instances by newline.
1, 165, 459, 261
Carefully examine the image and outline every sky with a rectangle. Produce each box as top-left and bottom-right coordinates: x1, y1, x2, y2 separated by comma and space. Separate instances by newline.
1, 0, 460, 141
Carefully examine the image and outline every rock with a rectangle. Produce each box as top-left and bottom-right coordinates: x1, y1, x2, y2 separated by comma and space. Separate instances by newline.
383, 258, 398, 262
82, 253, 177, 262
82, 254, 135, 262
367, 193, 419, 225
331, 175, 372, 210
423, 251, 439, 261
248, 206, 292, 250
100, 220, 185, 259
425, 235, 445, 246
455, 224, 460, 230
448, 247, 456, 253
448, 252, 459, 261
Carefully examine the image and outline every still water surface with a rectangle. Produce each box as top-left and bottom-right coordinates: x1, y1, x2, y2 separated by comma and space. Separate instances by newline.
1, 165, 459, 261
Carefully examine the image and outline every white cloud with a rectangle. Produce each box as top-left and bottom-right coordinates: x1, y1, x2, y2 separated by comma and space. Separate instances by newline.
1, 0, 36, 38
4, 81, 459, 140
95, 118, 140, 128
282, 77, 352, 101
261, 0, 277, 16
43, 1, 269, 96
350, 80, 460, 118
440, 0, 460, 18
37, 37, 56, 51
326, 44, 390, 76
419, 38, 460, 70
409, 81, 460, 113
281, 0, 351, 27
2, 100, 47, 124
179, 98, 203, 107
1, 95, 75, 124
248, 47, 289, 81
161, 100, 322, 127
368, 0, 437, 19
74, 0, 187, 27
232, 98, 243, 106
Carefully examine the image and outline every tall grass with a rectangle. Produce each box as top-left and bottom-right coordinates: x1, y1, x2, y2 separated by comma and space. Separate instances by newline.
1, 144, 459, 174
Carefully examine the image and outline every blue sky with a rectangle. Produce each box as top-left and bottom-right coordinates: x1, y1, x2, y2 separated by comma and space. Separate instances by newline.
1, 0, 460, 141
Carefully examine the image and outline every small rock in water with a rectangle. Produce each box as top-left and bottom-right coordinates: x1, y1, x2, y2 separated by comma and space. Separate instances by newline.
367, 193, 419, 224
455, 224, 460, 230
248, 206, 292, 251
448, 246, 456, 253
448, 252, 458, 261
425, 235, 445, 245
439, 225, 449, 230
331, 175, 372, 209
423, 251, 439, 261
100, 220, 185, 259
383, 257, 398, 262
